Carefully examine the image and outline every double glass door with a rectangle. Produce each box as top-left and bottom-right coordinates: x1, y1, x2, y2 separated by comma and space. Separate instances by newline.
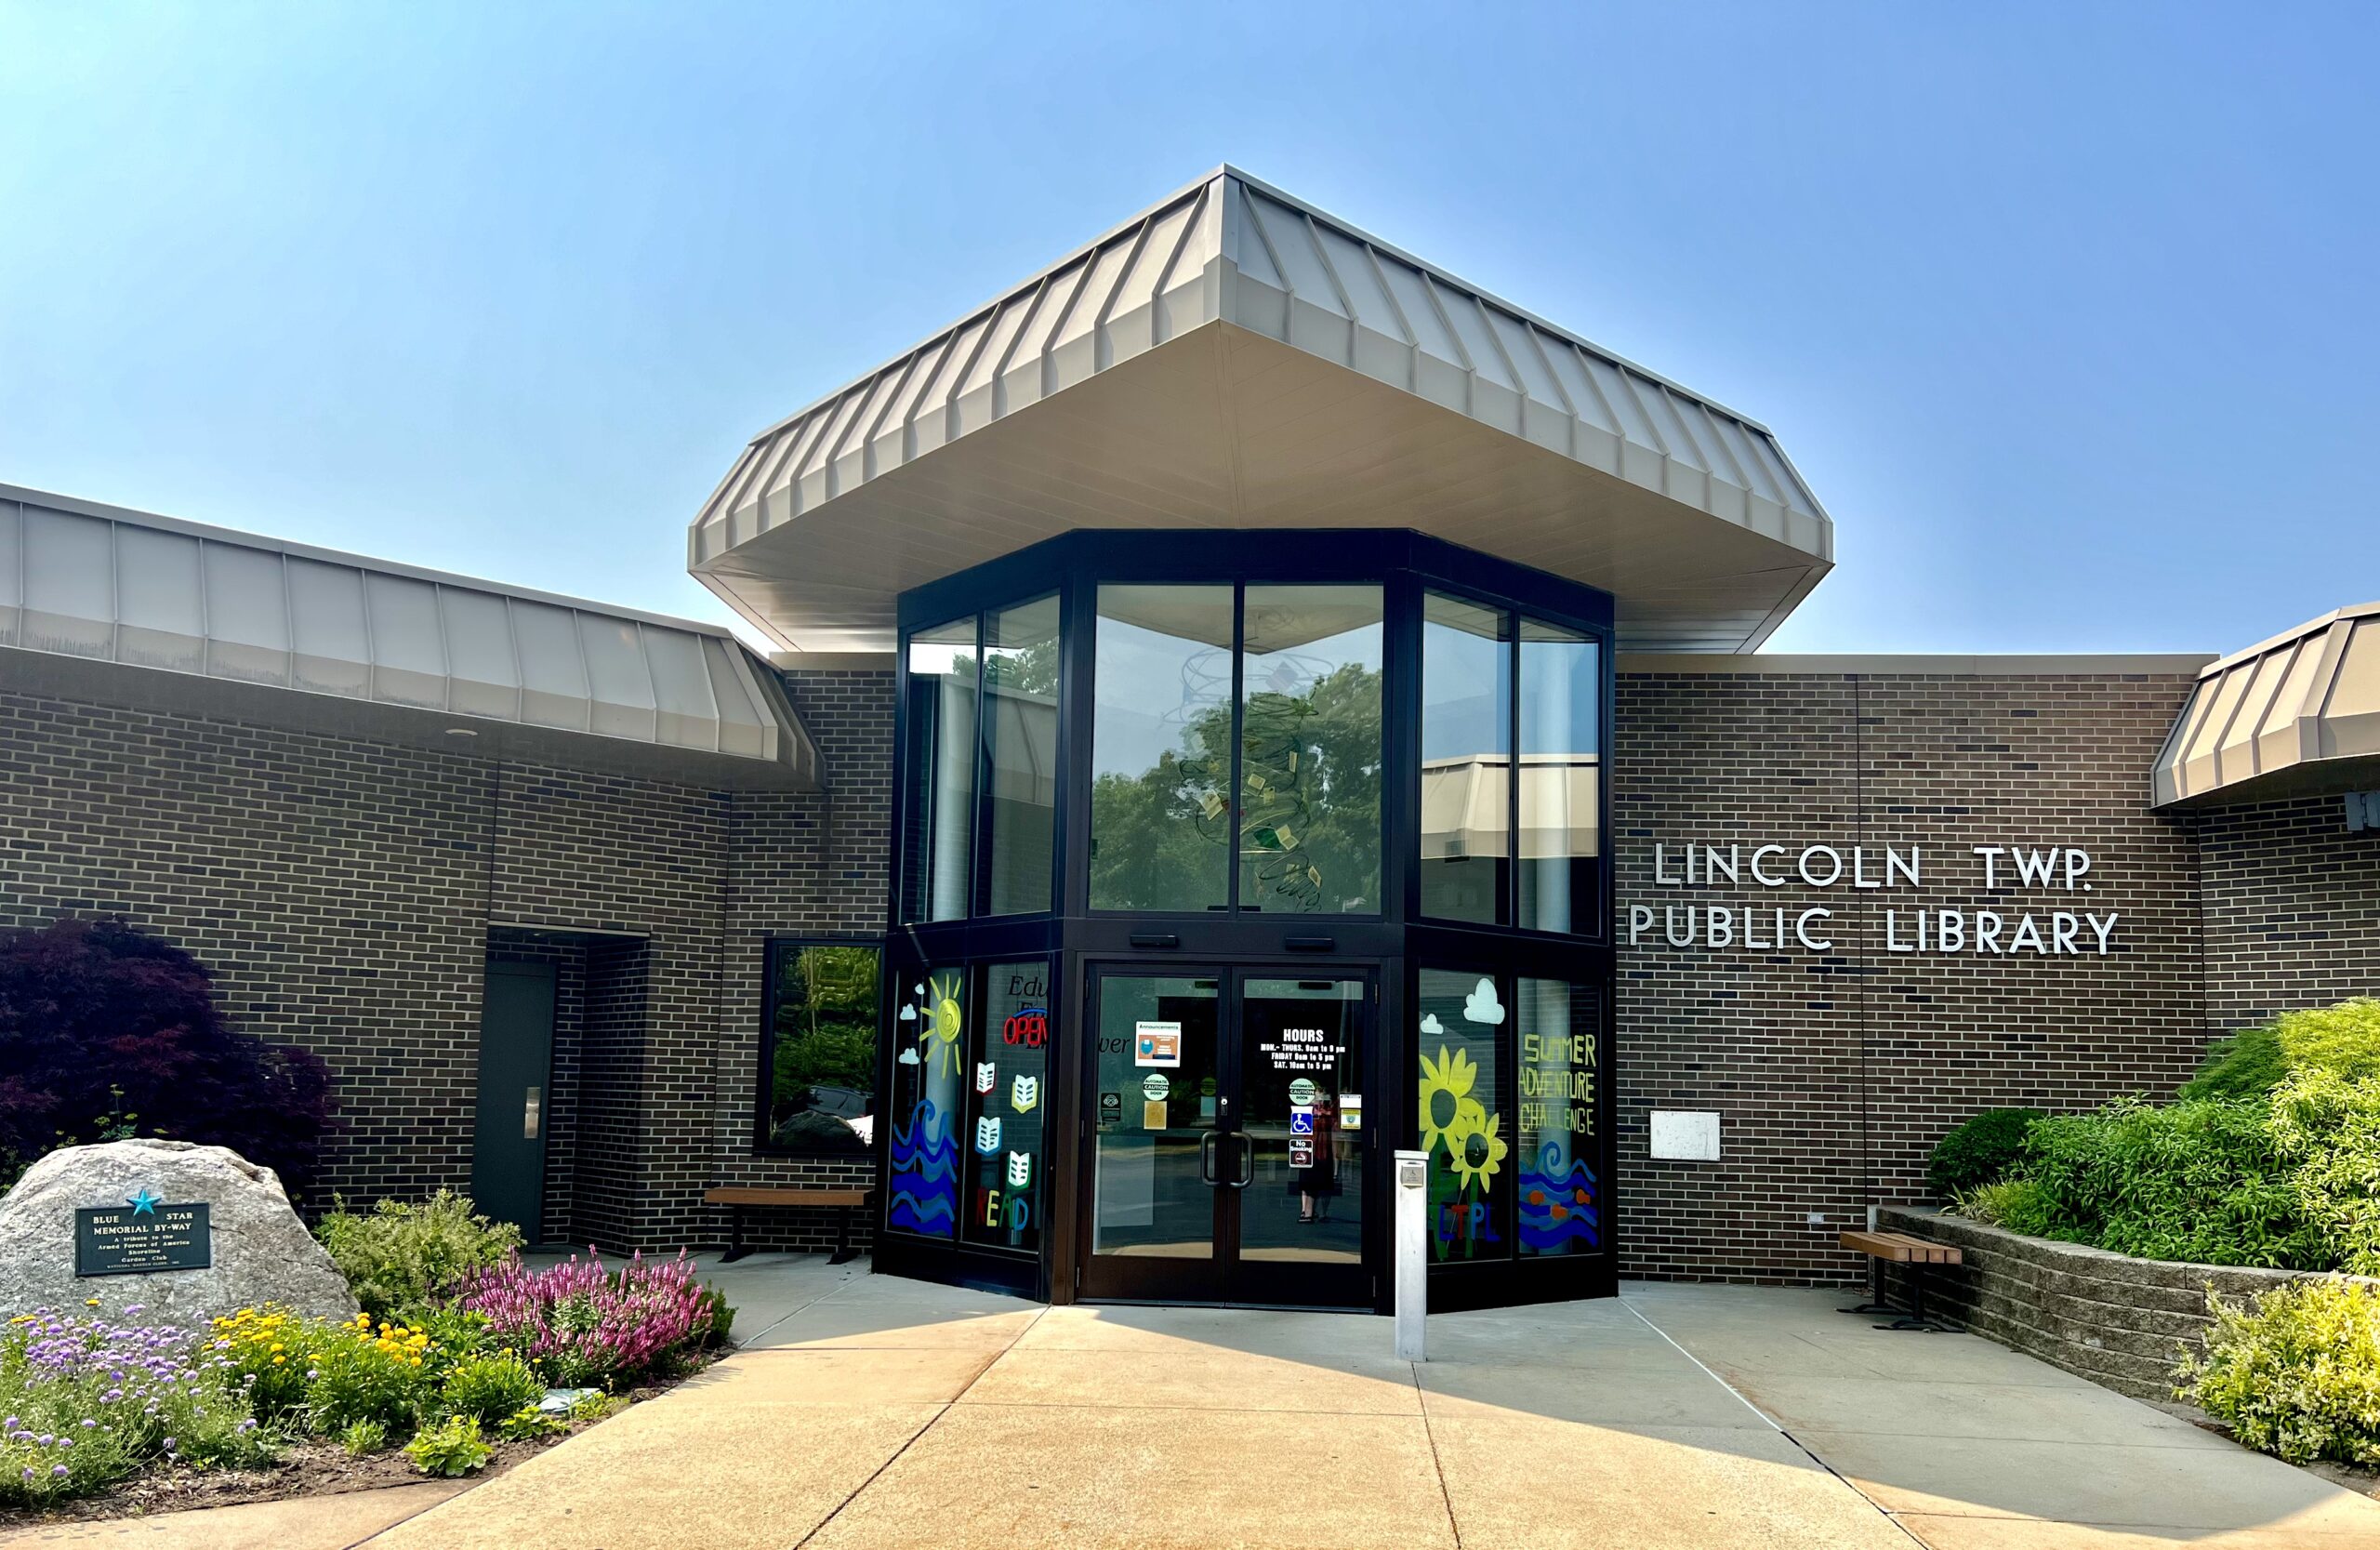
1080, 965, 1374, 1306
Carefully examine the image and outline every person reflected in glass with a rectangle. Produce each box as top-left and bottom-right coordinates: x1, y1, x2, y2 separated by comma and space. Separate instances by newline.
1295, 1095, 1340, 1224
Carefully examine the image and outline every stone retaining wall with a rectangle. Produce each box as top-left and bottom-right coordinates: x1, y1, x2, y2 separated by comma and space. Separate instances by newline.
1879, 1205, 2379, 1400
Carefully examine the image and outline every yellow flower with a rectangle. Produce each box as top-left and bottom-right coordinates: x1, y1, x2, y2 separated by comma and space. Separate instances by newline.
1417, 1045, 1477, 1155
272, 1354, 286, 1365
86, 1297, 100, 1307
269, 1343, 284, 1353
410, 1357, 423, 1368
1447, 1102, 1508, 1194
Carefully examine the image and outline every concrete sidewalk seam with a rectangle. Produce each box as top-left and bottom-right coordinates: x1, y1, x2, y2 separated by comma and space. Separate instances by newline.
1408, 1359, 1465, 1550
1622, 1294, 1933, 1549
788, 1304, 1050, 1550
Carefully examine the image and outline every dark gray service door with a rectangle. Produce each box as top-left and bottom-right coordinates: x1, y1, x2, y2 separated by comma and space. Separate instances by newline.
472, 960, 556, 1241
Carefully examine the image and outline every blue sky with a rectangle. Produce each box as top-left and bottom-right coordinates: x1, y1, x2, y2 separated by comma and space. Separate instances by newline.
2, 3, 2371, 654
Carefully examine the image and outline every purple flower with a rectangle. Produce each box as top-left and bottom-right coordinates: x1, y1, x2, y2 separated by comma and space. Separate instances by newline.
51, 1464, 69, 1477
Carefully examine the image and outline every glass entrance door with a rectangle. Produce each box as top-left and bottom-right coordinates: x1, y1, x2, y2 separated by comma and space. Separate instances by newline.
1079, 966, 1374, 1307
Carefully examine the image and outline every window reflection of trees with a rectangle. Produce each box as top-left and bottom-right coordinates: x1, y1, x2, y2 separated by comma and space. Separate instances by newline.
1090, 649, 1382, 915
767, 944, 880, 1152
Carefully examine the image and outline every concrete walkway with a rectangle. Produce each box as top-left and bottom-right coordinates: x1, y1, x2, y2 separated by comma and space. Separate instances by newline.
358, 1258, 2380, 1550
17, 1257, 2380, 1549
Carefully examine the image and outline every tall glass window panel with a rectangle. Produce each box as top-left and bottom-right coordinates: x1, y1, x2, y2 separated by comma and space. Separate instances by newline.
887, 966, 966, 1239
964, 960, 1052, 1252
1089, 586, 1233, 912
1515, 977, 1601, 1257
983, 596, 1061, 916
1416, 968, 1509, 1262
762, 943, 881, 1153
1517, 619, 1603, 934
1238, 585, 1384, 914
901, 618, 977, 922
1419, 593, 1512, 923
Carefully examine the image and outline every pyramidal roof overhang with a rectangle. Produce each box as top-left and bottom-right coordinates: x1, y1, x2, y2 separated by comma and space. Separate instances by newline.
0, 484, 818, 790
2151, 599, 2380, 808
689, 166, 1833, 655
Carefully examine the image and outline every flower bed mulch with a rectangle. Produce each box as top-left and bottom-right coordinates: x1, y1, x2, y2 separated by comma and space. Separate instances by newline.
0, 1366, 707, 1530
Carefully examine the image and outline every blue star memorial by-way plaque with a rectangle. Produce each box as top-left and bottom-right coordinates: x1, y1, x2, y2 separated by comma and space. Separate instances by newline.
75, 1188, 211, 1277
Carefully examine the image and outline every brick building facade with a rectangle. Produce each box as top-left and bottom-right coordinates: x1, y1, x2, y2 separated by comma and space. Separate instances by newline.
7, 646, 2371, 1279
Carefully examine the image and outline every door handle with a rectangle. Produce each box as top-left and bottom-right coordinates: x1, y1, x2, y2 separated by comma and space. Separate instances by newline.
1199, 1129, 1221, 1186
1230, 1132, 1254, 1189
522, 1086, 542, 1142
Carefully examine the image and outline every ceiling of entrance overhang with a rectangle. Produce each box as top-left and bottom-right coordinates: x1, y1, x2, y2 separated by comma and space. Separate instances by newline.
690, 166, 1833, 656
0, 485, 817, 789
2152, 600, 2380, 808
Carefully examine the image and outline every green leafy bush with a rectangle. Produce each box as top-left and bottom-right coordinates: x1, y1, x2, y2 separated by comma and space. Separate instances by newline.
403, 1413, 493, 1478
439, 1353, 543, 1425
2269, 1068, 2380, 1274
2022, 1098, 2323, 1267
2183, 999, 2380, 1101
1927, 1108, 2045, 1198
1954, 1177, 2056, 1235
2176, 1278, 2380, 1465
303, 1316, 438, 1434
339, 1419, 388, 1458
495, 1403, 565, 1441
316, 1192, 522, 1321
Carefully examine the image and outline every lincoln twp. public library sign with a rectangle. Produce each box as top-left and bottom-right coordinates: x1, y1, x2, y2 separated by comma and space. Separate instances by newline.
1628, 842, 2122, 957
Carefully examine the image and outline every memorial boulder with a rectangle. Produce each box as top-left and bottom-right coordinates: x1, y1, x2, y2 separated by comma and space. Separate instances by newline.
0, 1138, 357, 1323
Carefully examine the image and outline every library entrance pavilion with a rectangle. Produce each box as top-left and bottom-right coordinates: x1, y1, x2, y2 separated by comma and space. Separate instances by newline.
690, 167, 1833, 1312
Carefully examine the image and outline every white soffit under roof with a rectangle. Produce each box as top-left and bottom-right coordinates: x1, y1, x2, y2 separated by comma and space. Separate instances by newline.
0, 484, 816, 789
690, 166, 1833, 655
2151, 600, 2380, 808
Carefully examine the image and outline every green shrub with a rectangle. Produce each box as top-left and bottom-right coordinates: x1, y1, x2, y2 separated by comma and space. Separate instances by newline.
316, 1192, 522, 1321
1927, 1108, 2044, 1198
2269, 1067, 2380, 1274
2023, 1098, 2323, 1267
698, 1285, 735, 1347
1955, 1177, 2056, 1235
403, 1413, 493, 1478
2183, 999, 2380, 1101
305, 1316, 438, 1434
495, 1403, 565, 1441
339, 1419, 388, 1457
2176, 1278, 2380, 1465
439, 1353, 543, 1425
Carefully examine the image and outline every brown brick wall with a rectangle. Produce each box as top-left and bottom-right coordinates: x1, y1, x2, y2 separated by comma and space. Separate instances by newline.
1613, 669, 2208, 1284
2196, 793, 2380, 1031
0, 663, 900, 1256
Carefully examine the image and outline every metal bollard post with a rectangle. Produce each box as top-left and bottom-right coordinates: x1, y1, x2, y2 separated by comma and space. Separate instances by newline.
1395, 1148, 1428, 1361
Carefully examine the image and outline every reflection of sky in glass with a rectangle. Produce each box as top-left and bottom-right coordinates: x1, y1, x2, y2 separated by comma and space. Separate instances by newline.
1093, 614, 1229, 778
1422, 602, 1510, 762
1521, 630, 1599, 757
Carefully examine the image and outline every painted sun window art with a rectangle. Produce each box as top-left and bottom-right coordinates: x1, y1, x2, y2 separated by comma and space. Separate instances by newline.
888, 969, 966, 1237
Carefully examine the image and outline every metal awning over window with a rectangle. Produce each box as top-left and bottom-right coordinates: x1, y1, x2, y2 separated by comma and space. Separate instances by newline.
2152, 600, 2380, 807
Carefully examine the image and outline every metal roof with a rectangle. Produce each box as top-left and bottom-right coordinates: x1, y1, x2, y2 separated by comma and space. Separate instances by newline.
0, 484, 817, 788
691, 166, 1832, 656
2151, 601, 2380, 808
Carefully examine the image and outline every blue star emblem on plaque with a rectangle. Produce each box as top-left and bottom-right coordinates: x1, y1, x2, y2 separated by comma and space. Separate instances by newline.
126, 1187, 162, 1216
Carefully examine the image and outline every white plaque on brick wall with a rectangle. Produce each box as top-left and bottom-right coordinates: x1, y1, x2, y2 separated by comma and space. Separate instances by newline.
1650, 1109, 1722, 1161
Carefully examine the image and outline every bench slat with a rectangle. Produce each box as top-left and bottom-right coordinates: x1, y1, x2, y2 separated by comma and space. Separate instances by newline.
1840, 1229, 1963, 1265
705, 1187, 871, 1208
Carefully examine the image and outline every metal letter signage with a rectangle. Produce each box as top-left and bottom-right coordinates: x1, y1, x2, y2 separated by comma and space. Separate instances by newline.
1631, 841, 2120, 959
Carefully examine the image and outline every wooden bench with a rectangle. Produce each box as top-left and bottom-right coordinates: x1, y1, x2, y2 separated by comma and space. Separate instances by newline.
705, 1186, 872, 1265
1839, 1228, 1964, 1331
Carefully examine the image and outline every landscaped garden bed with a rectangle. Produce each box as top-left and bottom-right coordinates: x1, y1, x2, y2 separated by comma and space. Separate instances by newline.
0, 1192, 734, 1529
1907, 997, 2380, 1473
